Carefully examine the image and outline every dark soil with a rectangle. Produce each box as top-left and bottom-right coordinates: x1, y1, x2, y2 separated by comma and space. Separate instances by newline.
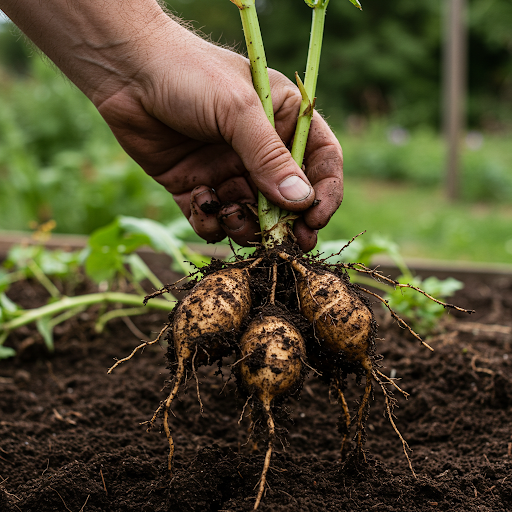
1, 265, 511, 511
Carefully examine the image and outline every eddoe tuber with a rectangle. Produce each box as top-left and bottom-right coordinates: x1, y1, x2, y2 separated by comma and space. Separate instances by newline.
239, 314, 306, 510
156, 267, 251, 470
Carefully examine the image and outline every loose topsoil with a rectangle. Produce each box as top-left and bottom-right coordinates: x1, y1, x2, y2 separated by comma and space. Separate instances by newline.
1, 262, 511, 511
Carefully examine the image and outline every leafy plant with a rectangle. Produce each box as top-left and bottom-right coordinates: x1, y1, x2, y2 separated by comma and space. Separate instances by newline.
385, 275, 463, 335
0, 216, 209, 359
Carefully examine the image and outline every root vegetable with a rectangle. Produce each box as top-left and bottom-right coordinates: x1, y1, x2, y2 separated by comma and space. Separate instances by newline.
173, 267, 252, 363
158, 267, 251, 471
240, 315, 305, 405
285, 257, 375, 453
239, 315, 306, 509
289, 259, 374, 366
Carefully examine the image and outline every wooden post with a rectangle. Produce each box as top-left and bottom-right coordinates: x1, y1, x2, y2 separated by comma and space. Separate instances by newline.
443, 0, 467, 201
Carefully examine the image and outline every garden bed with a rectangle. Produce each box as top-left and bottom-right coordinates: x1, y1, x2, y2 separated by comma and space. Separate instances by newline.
1, 255, 511, 511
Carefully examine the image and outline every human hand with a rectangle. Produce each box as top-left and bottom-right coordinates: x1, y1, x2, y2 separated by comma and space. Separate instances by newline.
94, 21, 343, 252
1, 0, 342, 251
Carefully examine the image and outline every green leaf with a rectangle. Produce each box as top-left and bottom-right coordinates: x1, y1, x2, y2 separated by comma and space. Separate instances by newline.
0, 345, 16, 360
118, 216, 195, 275
36, 316, 55, 352
348, 0, 362, 9
0, 292, 20, 322
125, 253, 154, 284
384, 274, 465, 335
85, 218, 151, 283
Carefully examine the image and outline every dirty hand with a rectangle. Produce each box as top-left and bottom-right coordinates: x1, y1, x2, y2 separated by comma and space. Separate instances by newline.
1, 0, 343, 251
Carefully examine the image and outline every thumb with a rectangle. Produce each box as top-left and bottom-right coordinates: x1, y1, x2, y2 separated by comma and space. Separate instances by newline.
229, 102, 314, 212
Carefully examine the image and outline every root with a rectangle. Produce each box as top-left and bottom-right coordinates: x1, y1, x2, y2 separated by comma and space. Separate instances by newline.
144, 362, 186, 473
191, 345, 204, 415
254, 406, 275, 510
356, 286, 434, 351
355, 366, 373, 459
322, 231, 366, 262
300, 356, 322, 377
347, 262, 474, 315
107, 322, 170, 374
374, 369, 409, 398
143, 275, 191, 304
239, 394, 253, 424
372, 371, 416, 478
248, 257, 264, 269
269, 262, 278, 305
334, 377, 351, 456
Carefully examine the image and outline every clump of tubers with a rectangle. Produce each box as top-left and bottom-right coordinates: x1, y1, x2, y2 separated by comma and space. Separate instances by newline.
109, 245, 474, 509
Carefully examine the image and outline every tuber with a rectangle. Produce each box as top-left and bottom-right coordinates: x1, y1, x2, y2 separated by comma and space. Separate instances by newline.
239, 315, 305, 509
158, 267, 251, 471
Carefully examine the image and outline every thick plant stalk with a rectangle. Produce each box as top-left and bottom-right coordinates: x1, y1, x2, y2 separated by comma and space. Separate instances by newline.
230, 0, 286, 248
232, 0, 332, 247
290, 0, 329, 166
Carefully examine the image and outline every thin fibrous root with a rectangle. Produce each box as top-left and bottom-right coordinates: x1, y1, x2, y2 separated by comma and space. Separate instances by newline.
143, 275, 191, 304
355, 366, 373, 459
144, 362, 186, 473
191, 345, 204, 415
248, 257, 264, 269
320, 231, 366, 263
334, 378, 351, 456
356, 286, 434, 351
300, 356, 322, 376
374, 369, 409, 398
269, 263, 278, 305
373, 371, 416, 478
254, 407, 275, 510
239, 394, 253, 424
347, 263, 475, 315
107, 322, 171, 374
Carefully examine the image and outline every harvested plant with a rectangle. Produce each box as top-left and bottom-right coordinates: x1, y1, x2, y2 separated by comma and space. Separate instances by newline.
109, 0, 474, 509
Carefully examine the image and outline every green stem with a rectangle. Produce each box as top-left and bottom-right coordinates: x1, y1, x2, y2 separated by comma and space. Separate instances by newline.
0, 292, 174, 333
28, 260, 62, 298
233, 0, 288, 248
95, 306, 149, 333
290, 0, 329, 168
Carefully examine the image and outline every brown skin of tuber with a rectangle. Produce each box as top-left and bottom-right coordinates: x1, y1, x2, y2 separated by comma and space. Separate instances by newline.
173, 267, 251, 364
240, 315, 306, 407
291, 261, 373, 366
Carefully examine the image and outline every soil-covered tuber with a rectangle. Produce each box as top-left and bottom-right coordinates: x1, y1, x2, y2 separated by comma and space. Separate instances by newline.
153, 267, 251, 471
238, 314, 306, 509
239, 315, 306, 406
290, 259, 374, 367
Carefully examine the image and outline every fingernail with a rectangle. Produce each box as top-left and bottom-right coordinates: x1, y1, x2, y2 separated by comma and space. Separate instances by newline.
193, 189, 221, 214
278, 175, 311, 202
193, 189, 212, 205
221, 210, 245, 232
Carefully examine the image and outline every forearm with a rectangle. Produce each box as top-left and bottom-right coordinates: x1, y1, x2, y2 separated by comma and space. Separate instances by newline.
0, 0, 185, 105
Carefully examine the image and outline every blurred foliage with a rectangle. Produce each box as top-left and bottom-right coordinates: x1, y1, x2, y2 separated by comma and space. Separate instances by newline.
339, 122, 512, 202
164, 0, 512, 129
2, 1, 512, 128
1, 3, 512, 265
0, 54, 183, 234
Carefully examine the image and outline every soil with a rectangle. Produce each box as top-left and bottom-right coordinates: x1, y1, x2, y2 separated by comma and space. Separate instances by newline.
1, 262, 511, 512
